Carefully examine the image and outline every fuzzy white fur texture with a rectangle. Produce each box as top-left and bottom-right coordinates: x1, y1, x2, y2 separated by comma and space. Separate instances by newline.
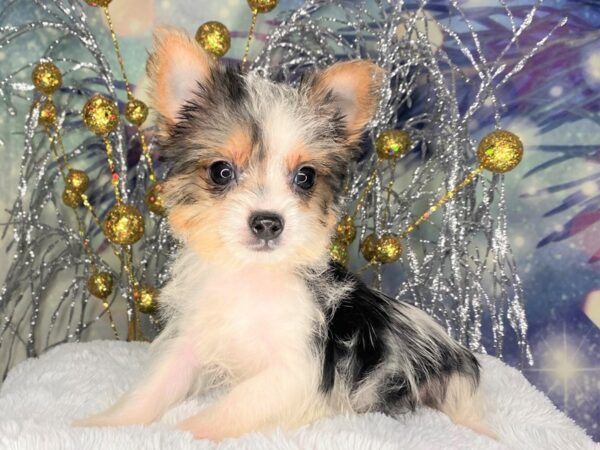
0, 340, 596, 450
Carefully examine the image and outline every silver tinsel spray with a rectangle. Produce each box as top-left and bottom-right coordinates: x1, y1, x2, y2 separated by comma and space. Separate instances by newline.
0, 0, 175, 378
0, 0, 565, 377
253, 1, 564, 365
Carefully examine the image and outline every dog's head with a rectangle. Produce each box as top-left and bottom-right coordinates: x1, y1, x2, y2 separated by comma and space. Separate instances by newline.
148, 28, 383, 269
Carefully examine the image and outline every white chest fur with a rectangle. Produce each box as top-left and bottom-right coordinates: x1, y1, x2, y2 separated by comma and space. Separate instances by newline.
160, 250, 321, 382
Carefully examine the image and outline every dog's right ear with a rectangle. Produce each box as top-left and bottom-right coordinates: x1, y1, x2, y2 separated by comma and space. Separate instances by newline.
147, 27, 215, 131
305, 60, 384, 145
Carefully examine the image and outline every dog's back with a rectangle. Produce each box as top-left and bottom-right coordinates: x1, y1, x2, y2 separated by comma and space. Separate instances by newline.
312, 263, 484, 431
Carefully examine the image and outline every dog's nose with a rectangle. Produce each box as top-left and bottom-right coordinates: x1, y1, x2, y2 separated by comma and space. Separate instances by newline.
249, 213, 284, 241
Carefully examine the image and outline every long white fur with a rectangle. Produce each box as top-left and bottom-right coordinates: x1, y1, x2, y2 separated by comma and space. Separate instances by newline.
76, 247, 331, 439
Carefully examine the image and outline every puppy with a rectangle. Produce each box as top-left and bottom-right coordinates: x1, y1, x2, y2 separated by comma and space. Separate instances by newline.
76, 28, 485, 441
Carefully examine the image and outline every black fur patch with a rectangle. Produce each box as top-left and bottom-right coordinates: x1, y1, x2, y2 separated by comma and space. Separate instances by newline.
316, 262, 480, 413
320, 264, 388, 393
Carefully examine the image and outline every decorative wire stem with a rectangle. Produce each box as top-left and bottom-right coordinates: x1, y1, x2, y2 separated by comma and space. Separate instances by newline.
139, 132, 157, 183
43, 122, 120, 339
356, 165, 485, 273
102, 4, 157, 180
400, 165, 485, 239
242, 9, 259, 70
351, 161, 381, 218
102, 6, 132, 99
122, 247, 140, 341
103, 137, 122, 204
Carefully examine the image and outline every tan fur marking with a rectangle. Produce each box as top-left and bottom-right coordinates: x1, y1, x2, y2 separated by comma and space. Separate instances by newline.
285, 143, 320, 173
220, 127, 254, 168
169, 204, 227, 261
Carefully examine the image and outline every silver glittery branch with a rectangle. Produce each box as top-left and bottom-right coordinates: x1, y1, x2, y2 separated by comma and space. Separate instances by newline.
254, 0, 565, 364
0, 0, 174, 378
0, 0, 564, 376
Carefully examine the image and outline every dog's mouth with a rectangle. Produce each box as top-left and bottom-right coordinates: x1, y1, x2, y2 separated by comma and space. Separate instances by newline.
246, 239, 280, 252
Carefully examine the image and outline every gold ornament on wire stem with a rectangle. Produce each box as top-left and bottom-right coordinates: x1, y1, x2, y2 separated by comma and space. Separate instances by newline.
66, 169, 89, 193
83, 0, 112, 6
76, 3, 152, 341
242, 0, 278, 69
134, 286, 159, 314
62, 188, 82, 208
195, 21, 231, 58
477, 129, 523, 173
97, 1, 158, 187
247, 0, 279, 13
395, 130, 523, 247
376, 129, 412, 160
32, 62, 62, 95
375, 234, 402, 264
350, 130, 523, 269
103, 204, 145, 245
145, 182, 166, 216
336, 215, 356, 244
87, 271, 120, 339
360, 234, 378, 263
33, 75, 121, 336
37, 101, 57, 127
82, 94, 119, 135
87, 271, 114, 299
329, 239, 349, 266
125, 98, 149, 126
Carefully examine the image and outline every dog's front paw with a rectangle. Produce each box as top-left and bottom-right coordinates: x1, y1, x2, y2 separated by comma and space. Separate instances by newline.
177, 415, 222, 441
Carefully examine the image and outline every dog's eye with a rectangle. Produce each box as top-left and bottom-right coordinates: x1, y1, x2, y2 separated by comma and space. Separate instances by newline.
209, 161, 235, 186
294, 166, 316, 190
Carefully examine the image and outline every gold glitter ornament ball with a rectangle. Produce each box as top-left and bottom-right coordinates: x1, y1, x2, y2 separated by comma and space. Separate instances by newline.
66, 169, 89, 193
87, 272, 114, 299
247, 0, 278, 13
135, 287, 159, 314
62, 188, 81, 208
329, 239, 349, 266
145, 182, 166, 216
477, 130, 523, 173
195, 21, 231, 58
38, 101, 57, 127
125, 98, 149, 126
375, 234, 402, 264
32, 62, 62, 95
82, 94, 119, 135
336, 215, 356, 244
360, 234, 378, 262
83, 0, 112, 6
103, 204, 145, 245
376, 129, 411, 160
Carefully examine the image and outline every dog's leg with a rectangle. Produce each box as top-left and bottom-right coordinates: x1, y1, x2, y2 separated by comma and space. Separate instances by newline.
438, 374, 496, 439
177, 363, 319, 440
74, 338, 199, 427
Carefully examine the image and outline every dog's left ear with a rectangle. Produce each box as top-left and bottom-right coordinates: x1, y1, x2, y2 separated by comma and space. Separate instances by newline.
308, 60, 384, 144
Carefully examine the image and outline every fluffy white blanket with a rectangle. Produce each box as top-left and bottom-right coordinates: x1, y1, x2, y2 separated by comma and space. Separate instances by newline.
0, 341, 596, 450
